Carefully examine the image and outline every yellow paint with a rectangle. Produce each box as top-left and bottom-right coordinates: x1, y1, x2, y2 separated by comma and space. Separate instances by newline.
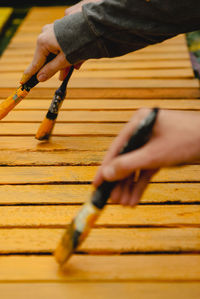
0, 87, 28, 120
35, 117, 55, 140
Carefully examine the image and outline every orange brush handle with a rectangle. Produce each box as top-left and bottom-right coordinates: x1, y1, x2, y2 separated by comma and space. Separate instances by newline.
0, 87, 28, 120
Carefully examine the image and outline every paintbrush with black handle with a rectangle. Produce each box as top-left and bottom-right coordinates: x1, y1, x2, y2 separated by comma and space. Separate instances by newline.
54, 107, 159, 267
35, 66, 74, 140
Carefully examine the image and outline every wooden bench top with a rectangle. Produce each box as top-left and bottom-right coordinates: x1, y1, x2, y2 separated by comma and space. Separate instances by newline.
0, 6, 199, 299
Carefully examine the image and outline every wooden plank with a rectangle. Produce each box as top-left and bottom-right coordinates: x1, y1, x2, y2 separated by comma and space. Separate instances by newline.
0, 165, 199, 184
0, 227, 200, 253
0, 183, 199, 204
0, 255, 200, 281
0, 75, 198, 89
7, 43, 189, 53
0, 205, 199, 227
0, 8, 12, 33
0, 150, 199, 166
0, 150, 105, 165
1, 110, 135, 123
0, 283, 200, 299
1, 51, 191, 61
69, 69, 194, 79
0, 122, 124, 136
1, 99, 200, 111
1, 87, 200, 99
0, 136, 112, 151
3, 122, 200, 138
0, 60, 192, 72
3, 109, 200, 123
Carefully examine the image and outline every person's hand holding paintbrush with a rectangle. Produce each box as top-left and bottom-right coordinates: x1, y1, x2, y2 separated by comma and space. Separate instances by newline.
20, 24, 79, 85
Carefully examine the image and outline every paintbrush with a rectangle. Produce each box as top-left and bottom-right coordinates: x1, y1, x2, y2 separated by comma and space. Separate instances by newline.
35, 66, 74, 140
54, 107, 159, 267
0, 53, 56, 120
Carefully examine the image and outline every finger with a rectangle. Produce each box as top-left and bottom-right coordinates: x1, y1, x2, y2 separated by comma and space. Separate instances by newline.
110, 180, 125, 204
37, 52, 71, 81
129, 169, 158, 207
75, 61, 84, 70
119, 175, 135, 206
59, 67, 71, 81
102, 139, 157, 182
20, 43, 49, 84
93, 108, 151, 186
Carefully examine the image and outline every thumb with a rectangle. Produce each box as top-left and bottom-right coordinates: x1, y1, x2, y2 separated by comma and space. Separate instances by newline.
102, 146, 154, 182
37, 52, 71, 81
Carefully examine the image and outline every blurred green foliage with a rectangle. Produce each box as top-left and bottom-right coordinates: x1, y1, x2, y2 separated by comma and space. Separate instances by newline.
187, 31, 200, 63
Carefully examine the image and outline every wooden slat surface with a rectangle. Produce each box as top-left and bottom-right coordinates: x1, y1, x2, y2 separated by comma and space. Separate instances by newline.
0, 283, 200, 299
0, 227, 200, 253
0, 255, 200, 281
0, 205, 199, 227
0, 6, 200, 298
0, 183, 199, 204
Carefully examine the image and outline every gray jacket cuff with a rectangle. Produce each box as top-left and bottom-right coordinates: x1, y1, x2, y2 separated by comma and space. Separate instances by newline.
54, 12, 109, 64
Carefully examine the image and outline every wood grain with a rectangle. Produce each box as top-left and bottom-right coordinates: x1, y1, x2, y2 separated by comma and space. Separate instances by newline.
0, 255, 200, 281
0, 283, 199, 299
0, 165, 199, 184
0, 205, 199, 227
0, 183, 199, 204
0, 227, 200, 253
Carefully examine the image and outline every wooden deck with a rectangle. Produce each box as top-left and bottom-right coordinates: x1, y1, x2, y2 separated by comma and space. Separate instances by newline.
0, 6, 200, 299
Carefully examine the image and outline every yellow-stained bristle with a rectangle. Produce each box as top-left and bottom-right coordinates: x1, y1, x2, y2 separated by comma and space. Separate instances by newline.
54, 242, 72, 265
35, 117, 55, 140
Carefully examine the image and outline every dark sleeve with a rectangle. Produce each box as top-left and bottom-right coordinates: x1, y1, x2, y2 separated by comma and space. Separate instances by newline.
54, 0, 200, 64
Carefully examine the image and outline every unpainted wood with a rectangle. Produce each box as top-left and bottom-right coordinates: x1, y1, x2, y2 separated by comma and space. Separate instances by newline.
0, 205, 199, 227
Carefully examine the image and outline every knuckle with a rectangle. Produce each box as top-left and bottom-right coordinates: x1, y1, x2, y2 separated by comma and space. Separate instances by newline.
42, 24, 50, 32
31, 62, 39, 72
37, 34, 46, 46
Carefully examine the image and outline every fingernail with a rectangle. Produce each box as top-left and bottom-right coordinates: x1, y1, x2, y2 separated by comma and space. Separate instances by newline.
38, 74, 47, 81
20, 73, 29, 84
104, 166, 115, 180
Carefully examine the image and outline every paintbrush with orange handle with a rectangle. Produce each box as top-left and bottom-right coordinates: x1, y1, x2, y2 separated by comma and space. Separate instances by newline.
0, 53, 56, 120
35, 65, 74, 140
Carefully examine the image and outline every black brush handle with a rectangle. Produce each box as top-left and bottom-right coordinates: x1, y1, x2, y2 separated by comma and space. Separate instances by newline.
46, 66, 74, 120
92, 108, 159, 209
22, 53, 56, 91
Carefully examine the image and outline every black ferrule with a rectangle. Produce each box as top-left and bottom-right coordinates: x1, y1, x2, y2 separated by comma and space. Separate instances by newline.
21, 53, 56, 92
22, 74, 39, 91
92, 181, 117, 209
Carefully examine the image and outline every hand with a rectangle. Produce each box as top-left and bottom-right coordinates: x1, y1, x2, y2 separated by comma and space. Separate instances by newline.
93, 109, 200, 207
20, 23, 71, 84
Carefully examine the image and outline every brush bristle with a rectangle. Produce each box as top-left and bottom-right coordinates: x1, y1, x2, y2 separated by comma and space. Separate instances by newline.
54, 222, 75, 266
35, 117, 55, 140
